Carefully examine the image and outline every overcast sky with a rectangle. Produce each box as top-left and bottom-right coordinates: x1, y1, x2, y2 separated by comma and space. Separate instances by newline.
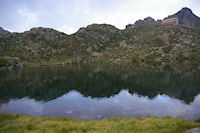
0, 0, 199, 34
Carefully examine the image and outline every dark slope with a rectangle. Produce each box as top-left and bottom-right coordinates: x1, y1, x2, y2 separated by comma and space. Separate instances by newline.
0, 27, 10, 35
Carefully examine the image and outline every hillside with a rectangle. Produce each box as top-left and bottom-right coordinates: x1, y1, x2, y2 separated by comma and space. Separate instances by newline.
0, 24, 200, 71
0, 7, 200, 71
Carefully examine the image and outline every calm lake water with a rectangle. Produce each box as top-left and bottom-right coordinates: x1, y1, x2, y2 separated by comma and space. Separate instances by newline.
0, 64, 200, 120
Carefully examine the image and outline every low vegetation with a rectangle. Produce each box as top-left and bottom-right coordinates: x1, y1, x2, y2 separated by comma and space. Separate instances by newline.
0, 114, 200, 133
0, 58, 8, 67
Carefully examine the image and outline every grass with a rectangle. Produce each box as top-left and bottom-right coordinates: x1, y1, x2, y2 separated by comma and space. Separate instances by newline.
0, 114, 200, 133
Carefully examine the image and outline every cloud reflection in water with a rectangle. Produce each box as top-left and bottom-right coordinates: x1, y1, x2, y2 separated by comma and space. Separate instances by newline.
0, 90, 200, 120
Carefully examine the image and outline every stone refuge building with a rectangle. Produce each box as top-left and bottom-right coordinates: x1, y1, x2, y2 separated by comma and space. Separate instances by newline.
162, 17, 179, 25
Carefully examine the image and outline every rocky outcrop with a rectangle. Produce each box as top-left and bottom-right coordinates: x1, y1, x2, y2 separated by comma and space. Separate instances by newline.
23, 27, 66, 42
126, 17, 159, 28
135, 17, 157, 26
0, 27, 10, 35
75, 24, 120, 51
165, 7, 200, 29
0, 57, 23, 71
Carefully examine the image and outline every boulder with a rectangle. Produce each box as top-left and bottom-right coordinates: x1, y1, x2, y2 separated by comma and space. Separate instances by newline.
0, 56, 23, 71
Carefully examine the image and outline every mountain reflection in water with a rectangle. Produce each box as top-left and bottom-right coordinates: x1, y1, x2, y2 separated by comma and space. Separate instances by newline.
0, 64, 200, 120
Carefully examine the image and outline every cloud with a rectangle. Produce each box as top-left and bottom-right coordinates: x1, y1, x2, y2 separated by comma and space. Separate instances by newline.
57, 26, 77, 34
17, 8, 38, 31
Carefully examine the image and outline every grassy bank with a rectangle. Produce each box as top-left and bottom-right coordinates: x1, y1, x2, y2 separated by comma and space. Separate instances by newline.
0, 114, 200, 133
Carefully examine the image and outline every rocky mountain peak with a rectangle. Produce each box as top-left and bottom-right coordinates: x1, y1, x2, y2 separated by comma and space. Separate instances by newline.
22, 27, 66, 41
165, 7, 200, 29
180, 7, 193, 14
143, 17, 155, 22
135, 17, 156, 25
126, 17, 158, 28
77, 24, 119, 35
170, 7, 193, 17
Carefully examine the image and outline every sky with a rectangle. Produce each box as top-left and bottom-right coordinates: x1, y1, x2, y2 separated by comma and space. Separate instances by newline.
0, 0, 199, 34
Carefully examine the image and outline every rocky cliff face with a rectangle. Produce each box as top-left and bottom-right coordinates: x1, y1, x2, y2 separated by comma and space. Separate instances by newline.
0, 27, 10, 35
165, 7, 200, 29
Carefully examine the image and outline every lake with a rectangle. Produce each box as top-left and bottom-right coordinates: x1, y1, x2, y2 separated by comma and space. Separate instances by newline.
0, 64, 200, 120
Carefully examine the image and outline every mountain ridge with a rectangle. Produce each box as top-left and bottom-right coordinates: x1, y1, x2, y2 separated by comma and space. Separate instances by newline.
1, 7, 199, 35
0, 7, 200, 72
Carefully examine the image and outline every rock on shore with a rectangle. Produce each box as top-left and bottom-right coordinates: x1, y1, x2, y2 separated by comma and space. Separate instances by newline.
0, 57, 23, 71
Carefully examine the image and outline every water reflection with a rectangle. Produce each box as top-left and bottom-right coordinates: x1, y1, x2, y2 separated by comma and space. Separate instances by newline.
0, 64, 200, 103
0, 90, 200, 120
0, 64, 200, 120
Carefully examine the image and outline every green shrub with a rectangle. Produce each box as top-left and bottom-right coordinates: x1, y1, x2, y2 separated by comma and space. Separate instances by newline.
0, 58, 8, 67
